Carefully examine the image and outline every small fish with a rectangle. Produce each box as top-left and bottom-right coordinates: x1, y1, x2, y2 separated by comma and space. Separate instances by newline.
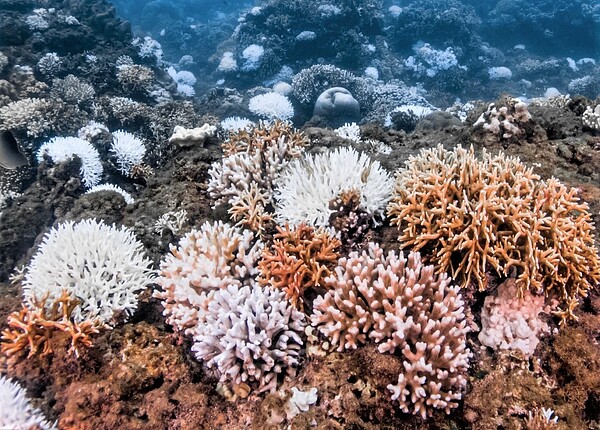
0, 130, 28, 169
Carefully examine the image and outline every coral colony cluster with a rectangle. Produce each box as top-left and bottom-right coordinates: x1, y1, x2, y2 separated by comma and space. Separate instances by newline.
1, 0, 600, 428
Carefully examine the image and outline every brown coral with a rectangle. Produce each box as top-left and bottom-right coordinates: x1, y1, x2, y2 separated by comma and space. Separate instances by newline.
387, 145, 600, 321
258, 223, 341, 309
222, 120, 308, 157
328, 188, 375, 252
1, 290, 101, 361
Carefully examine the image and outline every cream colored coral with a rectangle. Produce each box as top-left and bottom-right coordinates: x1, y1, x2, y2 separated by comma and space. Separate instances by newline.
478, 279, 549, 357
154, 221, 263, 335
311, 242, 470, 417
582, 104, 600, 130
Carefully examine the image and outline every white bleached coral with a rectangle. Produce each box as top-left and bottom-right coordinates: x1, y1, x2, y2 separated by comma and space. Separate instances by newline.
110, 130, 146, 176
582, 104, 600, 130
473, 98, 532, 140
311, 242, 471, 418
21, 219, 154, 325
0, 376, 57, 430
37, 136, 103, 188
85, 183, 134, 205
168, 124, 216, 146
154, 221, 263, 335
248, 92, 294, 121
478, 278, 549, 357
191, 284, 306, 395
274, 147, 393, 227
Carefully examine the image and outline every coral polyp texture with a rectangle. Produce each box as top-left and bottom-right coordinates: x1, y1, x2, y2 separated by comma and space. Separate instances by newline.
274, 147, 394, 227
0, 376, 57, 430
478, 278, 548, 357
154, 221, 263, 335
21, 219, 154, 325
258, 223, 341, 309
311, 242, 471, 418
386, 145, 600, 320
191, 284, 306, 397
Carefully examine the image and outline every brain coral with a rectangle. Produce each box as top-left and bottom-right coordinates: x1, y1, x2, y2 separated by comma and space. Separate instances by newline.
311, 242, 470, 418
387, 145, 600, 321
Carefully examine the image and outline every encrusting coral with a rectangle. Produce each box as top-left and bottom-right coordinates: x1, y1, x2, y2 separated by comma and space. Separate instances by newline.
311, 242, 471, 418
154, 220, 263, 335
258, 223, 341, 309
387, 144, 600, 321
1, 290, 101, 362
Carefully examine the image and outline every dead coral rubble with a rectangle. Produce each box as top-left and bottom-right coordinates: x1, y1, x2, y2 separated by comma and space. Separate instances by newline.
387, 144, 600, 321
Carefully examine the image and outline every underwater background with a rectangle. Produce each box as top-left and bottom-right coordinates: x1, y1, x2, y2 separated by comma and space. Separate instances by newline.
0, 0, 600, 429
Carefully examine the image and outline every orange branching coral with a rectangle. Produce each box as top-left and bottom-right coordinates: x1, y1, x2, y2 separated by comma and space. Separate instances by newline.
221, 120, 308, 157
387, 145, 600, 321
1, 290, 101, 360
258, 223, 341, 309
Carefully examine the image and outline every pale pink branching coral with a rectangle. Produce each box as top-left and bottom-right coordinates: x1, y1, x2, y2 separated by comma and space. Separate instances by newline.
478, 278, 549, 357
311, 242, 471, 418
191, 284, 306, 397
154, 221, 263, 335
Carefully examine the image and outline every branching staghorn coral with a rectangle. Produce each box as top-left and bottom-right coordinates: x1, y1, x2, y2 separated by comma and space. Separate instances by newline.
22, 219, 154, 325
154, 221, 263, 335
0, 376, 57, 430
274, 147, 394, 227
208, 121, 308, 233
311, 242, 471, 418
191, 284, 306, 397
258, 223, 341, 309
387, 145, 600, 321
1, 290, 101, 362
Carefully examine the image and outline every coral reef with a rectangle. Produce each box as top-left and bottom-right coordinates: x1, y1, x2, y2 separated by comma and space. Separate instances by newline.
0, 376, 57, 430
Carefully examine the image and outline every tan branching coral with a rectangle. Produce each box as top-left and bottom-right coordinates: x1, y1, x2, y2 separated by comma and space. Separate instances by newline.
208, 121, 308, 234
227, 182, 274, 235
258, 223, 341, 309
311, 242, 471, 417
387, 145, 600, 321
221, 120, 308, 156
1, 290, 101, 361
